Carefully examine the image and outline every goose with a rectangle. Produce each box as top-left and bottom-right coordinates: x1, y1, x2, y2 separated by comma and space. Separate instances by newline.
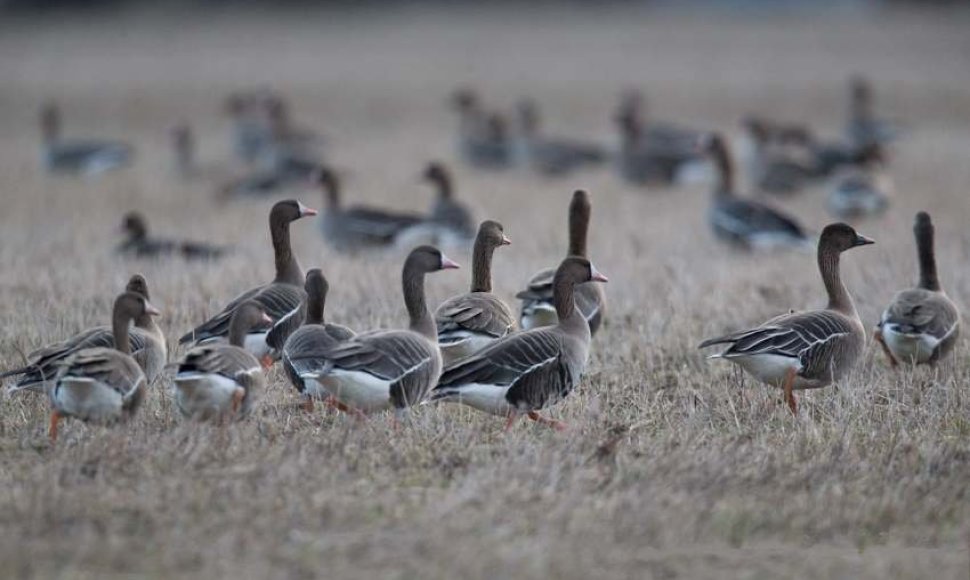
614, 89, 700, 151
179, 200, 315, 362
435, 220, 515, 365
173, 301, 270, 420
47, 291, 161, 441
3, 275, 166, 393
225, 91, 273, 166
432, 256, 608, 431
740, 118, 816, 195
697, 133, 812, 251
874, 212, 959, 366
40, 103, 133, 175
297, 246, 459, 419
281, 269, 356, 409
316, 167, 424, 251
845, 75, 899, 149
699, 223, 874, 415
826, 145, 891, 220
450, 89, 513, 170
118, 212, 229, 260
395, 163, 476, 249
517, 190, 607, 334
513, 99, 606, 176
615, 114, 694, 186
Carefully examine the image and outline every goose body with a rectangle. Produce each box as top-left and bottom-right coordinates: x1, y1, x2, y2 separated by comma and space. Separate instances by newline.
515, 100, 606, 177
451, 90, 513, 170
118, 212, 228, 260
845, 75, 899, 149
875, 212, 959, 366
826, 171, 891, 220
40, 104, 132, 175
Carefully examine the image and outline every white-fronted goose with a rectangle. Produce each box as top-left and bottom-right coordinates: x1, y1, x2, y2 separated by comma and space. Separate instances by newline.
297, 246, 459, 418
450, 89, 513, 170
48, 291, 160, 441
316, 167, 424, 251
699, 223, 874, 415
4, 275, 166, 393
517, 190, 607, 334
435, 221, 515, 365
697, 133, 812, 251
826, 145, 891, 220
424, 162, 475, 240
118, 212, 229, 261
179, 200, 315, 362
40, 103, 133, 175
174, 301, 270, 420
846, 75, 899, 149
282, 269, 356, 407
875, 212, 959, 366
433, 257, 608, 430
514, 99, 606, 177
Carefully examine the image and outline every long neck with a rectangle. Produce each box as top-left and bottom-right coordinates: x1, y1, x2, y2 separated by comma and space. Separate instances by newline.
112, 311, 132, 355
916, 225, 940, 291
568, 207, 589, 258
553, 274, 580, 324
431, 172, 452, 200
134, 312, 161, 339
470, 239, 494, 293
307, 287, 326, 325
227, 314, 250, 347
711, 140, 734, 196
403, 269, 435, 341
271, 219, 302, 284
819, 245, 854, 314
323, 175, 340, 210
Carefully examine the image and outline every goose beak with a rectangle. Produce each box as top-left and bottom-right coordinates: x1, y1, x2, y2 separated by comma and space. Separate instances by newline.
440, 255, 461, 270
501, 235, 511, 246
297, 202, 318, 217
145, 301, 162, 317
854, 234, 875, 246
261, 312, 274, 325
590, 265, 609, 283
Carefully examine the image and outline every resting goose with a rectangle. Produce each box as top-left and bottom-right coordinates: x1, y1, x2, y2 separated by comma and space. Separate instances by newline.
40, 103, 133, 175
514, 99, 606, 176
48, 291, 160, 441
435, 221, 515, 365
432, 256, 608, 430
396, 162, 476, 248
118, 212, 228, 260
517, 190, 607, 335
174, 301, 270, 420
282, 269, 356, 407
316, 167, 424, 251
875, 212, 959, 366
450, 89, 513, 170
3, 275, 166, 393
697, 133, 812, 251
846, 75, 899, 149
826, 145, 891, 220
699, 223, 874, 415
179, 200, 315, 362
298, 246, 459, 419
740, 118, 816, 195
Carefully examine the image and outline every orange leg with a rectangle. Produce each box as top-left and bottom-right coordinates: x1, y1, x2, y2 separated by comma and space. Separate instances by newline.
527, 411, 568, 432
260, 355, 275, 370
231, 388, 245, 415
299, 397, 315, 412
874, 329, 898, 369
326, 398, 367, 421
782, 368, 798, 417
48, 411, 60, 442
504, 413, 520, 432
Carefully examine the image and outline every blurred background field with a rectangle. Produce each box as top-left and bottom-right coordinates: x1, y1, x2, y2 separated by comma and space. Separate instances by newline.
1, 2, 970, 579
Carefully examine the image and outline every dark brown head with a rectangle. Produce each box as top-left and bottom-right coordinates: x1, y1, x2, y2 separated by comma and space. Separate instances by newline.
312, 167, 340, 207
270, 199, 317, 227
122, 212, 148, 241
422, 162, 451, 196
555, 256, 609, 286
40, 102, 60, 143
819, 223, 875, 254
477, 220, 510, 249
404, 245, 461, 276
228, 301, 273, 348
125, 274, 150, 301
850, 74, 872, 107
615, 88, 644, 126
113, 291, 161, 325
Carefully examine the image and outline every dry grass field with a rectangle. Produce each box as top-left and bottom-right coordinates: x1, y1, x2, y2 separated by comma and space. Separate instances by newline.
1, 5, 970, 578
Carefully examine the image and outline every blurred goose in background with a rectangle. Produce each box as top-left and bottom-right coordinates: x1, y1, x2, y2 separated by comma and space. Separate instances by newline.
179, 200, 315, 363
615, 113, 698, 187
517, 190, 607, 335
40, 103, 133, 175
396, 162, 476, 248
846, 75, 899, 149
875, 212, 959, 367
282, 269, 356, 409
296, 246, 459, 420
696, 133, 812, 251
47, 291, 160, 441
513, 98, 606, 176
740, 117, 816, 194
118, 212, 229, 260
225, 90, 274, 166
826, 144, 891, 220
433, 257, 607, 431
450, 89, 513, 170
699, 223, 874, 415
174, 301, 269, 421
171, 124, 195, 179
316, 167, 424, 251
3, 275, 166, 393
435, 220, 515, 365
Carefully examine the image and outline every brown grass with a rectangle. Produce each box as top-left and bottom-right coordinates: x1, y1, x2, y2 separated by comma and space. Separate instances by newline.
2, 6, 970, 579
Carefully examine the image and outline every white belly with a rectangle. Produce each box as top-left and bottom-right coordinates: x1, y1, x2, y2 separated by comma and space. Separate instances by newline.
315, 370, 393, 414
882, 325, 938, 364
173, 373, 242, 418
201, 332, 269, 359
728, 353, 802, 386
53, 378, 124, 423
439, 333, 498, 365
439, 383, 514, 416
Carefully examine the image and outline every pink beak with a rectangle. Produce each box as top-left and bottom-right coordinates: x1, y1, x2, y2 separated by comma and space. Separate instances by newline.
261, 312, 274, 325
440, 255, 461, 270
501, 235, 511, 246
297, 201, 318, 217
590, 265, 609, 283
145, 301, 162, 317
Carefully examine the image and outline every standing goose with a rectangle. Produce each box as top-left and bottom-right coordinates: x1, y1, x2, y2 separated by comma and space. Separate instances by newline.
826, 145, 891, 220
846, 75, 899, 149
517, 190, 607, 335
40, 103, 133, 175
450, 89, 513, 170
424, 162, 475, 242
875, 212, 959, 366
3, 275, 166, 393
174, 301, 270, 420
179, 200, 315, 362
432, 257, 608, 430
435, 221, 515, 365
699, 223, 874, 415
697, 133, 812, 251
298, 246, 459, 419
282, 269, 356, 408
316, 167, 424, 251
118, 211, 229, 260
48, 292, 160, 441
514, 99, 606, 177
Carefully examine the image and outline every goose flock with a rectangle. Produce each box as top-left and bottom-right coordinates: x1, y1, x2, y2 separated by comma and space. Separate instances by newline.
5, 74, 958, 442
